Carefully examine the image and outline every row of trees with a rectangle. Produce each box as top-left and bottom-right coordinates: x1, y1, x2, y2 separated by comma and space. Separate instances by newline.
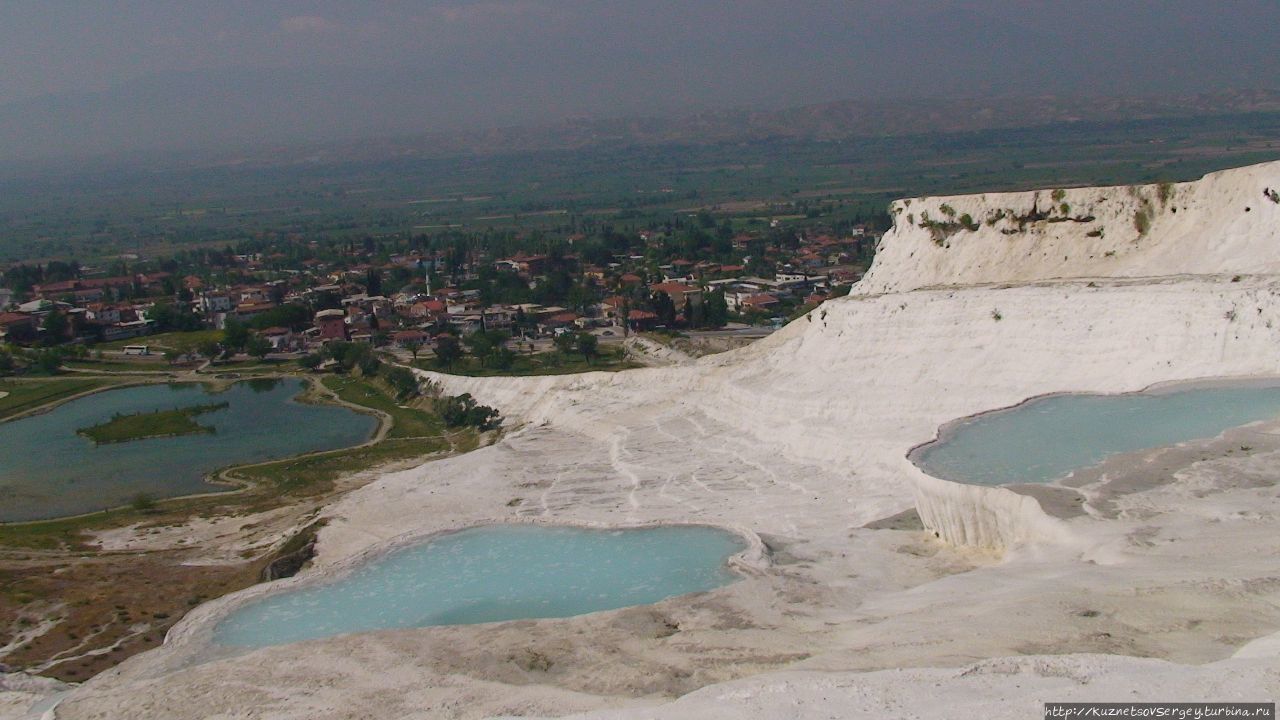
300, 340, 380, 376
647, 290, 729, 329
427, 328, 605, 371
291, 340, 499, 430
0, 343, 90, 375
553, 331, 598, 363
296, 340, 419, 402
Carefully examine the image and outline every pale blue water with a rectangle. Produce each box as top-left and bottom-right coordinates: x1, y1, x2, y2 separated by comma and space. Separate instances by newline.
914, 384, 1280, 486
0, 379, 376, 521
214, 524, 745, 647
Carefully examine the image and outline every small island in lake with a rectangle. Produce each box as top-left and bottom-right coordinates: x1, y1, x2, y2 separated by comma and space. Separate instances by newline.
77, 402, 230, 445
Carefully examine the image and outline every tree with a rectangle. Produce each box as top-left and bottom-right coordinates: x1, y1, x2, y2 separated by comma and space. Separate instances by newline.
437, 393, 501, 431
576, 332, 598, 364
245, 335, 272, 361
384, 366, 420, 399
365, 269, 383, 297
247, 303, 309, 331
358, 354, 382, 377
704, 290, 728, 328
147, 301, 201, 332
3, 319, 35, 343
31, 349, 62, 374
650, 291, 676, 327
464, 329, 511, 368
434, 335, 462, 369
491, 346, 515, 370
402, 338, 423, 361
465, 330, 493, 358
322, 340, 378, 374
566, 283, 593, 314
312, 290, 342, 311
197, 339, 222, 361
41, 310, 68, 346
299, 353, 323, 371
223, 317, 250, 351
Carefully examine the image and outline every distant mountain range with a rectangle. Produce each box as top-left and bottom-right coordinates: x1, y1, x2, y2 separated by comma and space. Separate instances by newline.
205, 88, 1280, 168
416, 89, 1280, 150
2, 79, 1279, 176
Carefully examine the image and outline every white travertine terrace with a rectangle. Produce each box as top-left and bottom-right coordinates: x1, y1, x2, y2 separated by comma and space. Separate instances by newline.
861, 160, 1280, 294
29, 160, 1280, 720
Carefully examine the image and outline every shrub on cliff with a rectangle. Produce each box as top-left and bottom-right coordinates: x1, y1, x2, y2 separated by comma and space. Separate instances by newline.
436, 393, 501, 431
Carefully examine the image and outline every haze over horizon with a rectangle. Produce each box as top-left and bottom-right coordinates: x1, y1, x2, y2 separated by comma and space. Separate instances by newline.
2, 0, 1279, 164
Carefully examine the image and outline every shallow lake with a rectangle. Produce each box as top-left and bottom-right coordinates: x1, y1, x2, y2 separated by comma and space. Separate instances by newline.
913, 383, 1280, 486
0, 379, 377, 521
214, 524, 746, 648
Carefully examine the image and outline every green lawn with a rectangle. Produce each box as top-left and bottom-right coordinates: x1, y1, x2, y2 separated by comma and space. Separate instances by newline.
232, 437, 453, 495
321, 375, 445, 438
63, 359, 174, 373
0, 378, 122, 421
95, 330, 224, 351
202, 359, 296, 373
76, 402, 228, 444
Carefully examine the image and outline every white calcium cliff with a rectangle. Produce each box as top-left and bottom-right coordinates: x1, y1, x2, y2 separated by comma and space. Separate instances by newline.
860, 160, 1280, 294
43, 159, 1280, 720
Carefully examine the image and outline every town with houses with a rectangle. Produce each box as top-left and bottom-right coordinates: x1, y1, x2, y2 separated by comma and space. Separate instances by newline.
0, 222, 875, 368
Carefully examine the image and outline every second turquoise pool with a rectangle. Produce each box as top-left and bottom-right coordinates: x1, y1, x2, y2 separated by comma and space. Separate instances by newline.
913, 384, 1280, 486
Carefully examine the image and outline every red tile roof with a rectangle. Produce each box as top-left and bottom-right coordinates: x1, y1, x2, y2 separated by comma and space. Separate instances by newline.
34, 280, 79, 293
0, 312, 34, 325
649, 282, 695, 294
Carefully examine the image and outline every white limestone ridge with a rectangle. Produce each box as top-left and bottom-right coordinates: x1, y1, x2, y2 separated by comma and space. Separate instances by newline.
860, 160, 1280, 294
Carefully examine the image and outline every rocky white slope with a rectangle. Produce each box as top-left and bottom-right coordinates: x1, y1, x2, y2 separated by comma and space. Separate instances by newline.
861, 160, 1280, 293
33, 160, 1280, 720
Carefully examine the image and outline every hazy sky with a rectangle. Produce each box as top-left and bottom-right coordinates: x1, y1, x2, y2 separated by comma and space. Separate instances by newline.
1, 1, 1278, 161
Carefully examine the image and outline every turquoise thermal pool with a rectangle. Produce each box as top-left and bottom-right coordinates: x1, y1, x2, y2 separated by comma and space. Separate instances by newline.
913, 384, 1280, 486
214, 524, 746, 648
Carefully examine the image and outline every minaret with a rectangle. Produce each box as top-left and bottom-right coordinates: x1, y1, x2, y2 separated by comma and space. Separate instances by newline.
424, 259, 432, 296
